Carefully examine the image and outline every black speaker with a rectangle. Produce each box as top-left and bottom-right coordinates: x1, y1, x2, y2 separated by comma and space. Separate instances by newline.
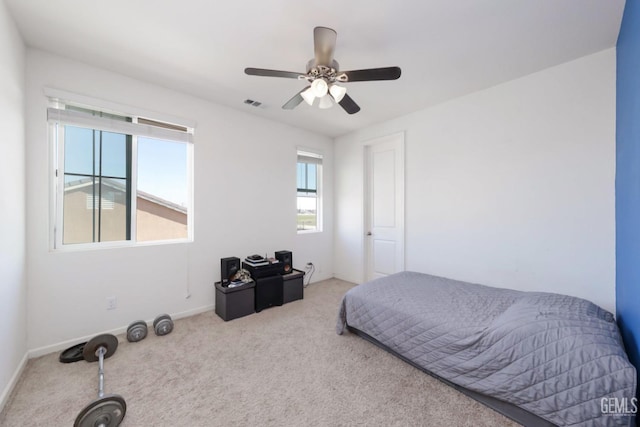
275, 250, 293, 274
221, 257, 240, 284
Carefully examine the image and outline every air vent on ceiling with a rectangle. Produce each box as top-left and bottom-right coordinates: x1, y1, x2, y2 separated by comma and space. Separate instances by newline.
244, 99, 262, 107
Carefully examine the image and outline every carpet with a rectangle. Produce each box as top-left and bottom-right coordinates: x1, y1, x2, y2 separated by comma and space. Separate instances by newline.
0, 278, 518, 426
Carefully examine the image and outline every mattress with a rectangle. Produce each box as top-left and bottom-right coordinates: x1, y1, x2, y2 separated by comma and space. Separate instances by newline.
337, 271, 637, 426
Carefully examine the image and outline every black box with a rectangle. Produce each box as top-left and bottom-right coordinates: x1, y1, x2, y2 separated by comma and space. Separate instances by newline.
214, 281, 255, 321
282, 269, 304, 304
242, 261, 282, 279
255, 275, 283, 312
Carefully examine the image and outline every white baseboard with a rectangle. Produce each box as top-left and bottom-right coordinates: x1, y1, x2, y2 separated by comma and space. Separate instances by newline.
28, 304, 215, 359
0, 352, 28, 414
170, 304, 214, 321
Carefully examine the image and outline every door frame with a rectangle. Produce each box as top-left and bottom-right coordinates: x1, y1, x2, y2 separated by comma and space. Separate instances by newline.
363, 132, 405, 282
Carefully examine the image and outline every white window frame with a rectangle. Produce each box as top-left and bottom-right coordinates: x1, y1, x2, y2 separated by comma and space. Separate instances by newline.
47, 90, 195, 251
296, 148, 323, 234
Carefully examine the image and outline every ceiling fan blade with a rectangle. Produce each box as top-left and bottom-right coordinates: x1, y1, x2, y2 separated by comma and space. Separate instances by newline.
282, 87, 309, 110
339, 67, 402, 82
314, 26, 337, 66
338, 93, 360, 115
244, 68, 305, 79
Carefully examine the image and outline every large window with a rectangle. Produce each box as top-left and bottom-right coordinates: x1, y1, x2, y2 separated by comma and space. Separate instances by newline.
297, 150, 322, 232
49, 102, 193, 248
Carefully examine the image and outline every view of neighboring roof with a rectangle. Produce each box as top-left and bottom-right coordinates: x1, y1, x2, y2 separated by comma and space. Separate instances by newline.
64, 177, 187, 214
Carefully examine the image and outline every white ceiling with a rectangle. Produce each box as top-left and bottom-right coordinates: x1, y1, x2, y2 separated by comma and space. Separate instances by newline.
5, 0, 625, 138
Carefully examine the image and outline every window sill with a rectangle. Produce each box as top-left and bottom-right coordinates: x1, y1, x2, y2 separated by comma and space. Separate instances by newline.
51, 237, 192, 253
297, 229, 323, 235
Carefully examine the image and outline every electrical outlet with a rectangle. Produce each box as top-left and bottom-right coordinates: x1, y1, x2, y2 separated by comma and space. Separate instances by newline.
305, 262, 317, 276
106, 296, 117, 310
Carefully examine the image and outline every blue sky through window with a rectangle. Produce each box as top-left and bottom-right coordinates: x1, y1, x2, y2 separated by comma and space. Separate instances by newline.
64, 126, 127, 178
64, 126, 188, 207
138, 137, 187, 207
297, 162, 317, 192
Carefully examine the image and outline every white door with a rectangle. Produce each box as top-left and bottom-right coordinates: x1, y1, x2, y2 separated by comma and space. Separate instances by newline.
364, 133, 405, 281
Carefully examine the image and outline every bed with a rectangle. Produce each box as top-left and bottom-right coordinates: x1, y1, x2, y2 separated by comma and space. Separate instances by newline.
336, 271, 636, 427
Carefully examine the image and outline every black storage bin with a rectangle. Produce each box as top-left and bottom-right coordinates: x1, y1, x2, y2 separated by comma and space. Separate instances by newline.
215, 281, 255, 321
255, 275, 283, 312
282, 269, 304, 304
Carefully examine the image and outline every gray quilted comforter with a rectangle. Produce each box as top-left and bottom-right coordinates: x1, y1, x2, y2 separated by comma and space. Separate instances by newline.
337, 271, 636, 426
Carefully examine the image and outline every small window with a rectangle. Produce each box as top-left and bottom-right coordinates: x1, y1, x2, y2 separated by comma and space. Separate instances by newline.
49, 102, 193, 248
297, 150, 322, 232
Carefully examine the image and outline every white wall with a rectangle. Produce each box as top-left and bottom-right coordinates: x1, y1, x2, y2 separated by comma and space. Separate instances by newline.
0, 0, 27, 409
334, 49, 616, 313
25, 50, 333, 352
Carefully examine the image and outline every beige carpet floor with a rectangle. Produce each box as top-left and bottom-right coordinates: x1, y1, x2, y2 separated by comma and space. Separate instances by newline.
0, 278, 518, 426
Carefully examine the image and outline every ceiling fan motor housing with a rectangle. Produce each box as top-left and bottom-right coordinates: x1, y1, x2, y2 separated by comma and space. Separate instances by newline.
305, 59, 344, 82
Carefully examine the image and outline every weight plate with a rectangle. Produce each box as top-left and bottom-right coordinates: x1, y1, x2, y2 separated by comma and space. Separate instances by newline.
59, 342, 87, 364
83, 334, 118, 362
126, 320, 148, 343
153, 314, 174, 336
153, 314, 171, 329
155, 320, 174, 336
74, 394, 126, 427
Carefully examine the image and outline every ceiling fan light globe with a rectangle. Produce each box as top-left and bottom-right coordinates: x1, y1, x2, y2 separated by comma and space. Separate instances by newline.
311, 78, 329, 97
301, 87, 316, 106
318, 95, 334, 109
329, 84, 347, 103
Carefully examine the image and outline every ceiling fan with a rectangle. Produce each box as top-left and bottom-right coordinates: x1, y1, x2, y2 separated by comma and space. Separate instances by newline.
245, 27, 401, 114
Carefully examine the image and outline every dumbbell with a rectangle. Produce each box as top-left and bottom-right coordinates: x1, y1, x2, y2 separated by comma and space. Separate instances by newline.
126, 314, 174, 342
153, 314, 174, 336
74, 334, 126, 427
126, 320, 148, 343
